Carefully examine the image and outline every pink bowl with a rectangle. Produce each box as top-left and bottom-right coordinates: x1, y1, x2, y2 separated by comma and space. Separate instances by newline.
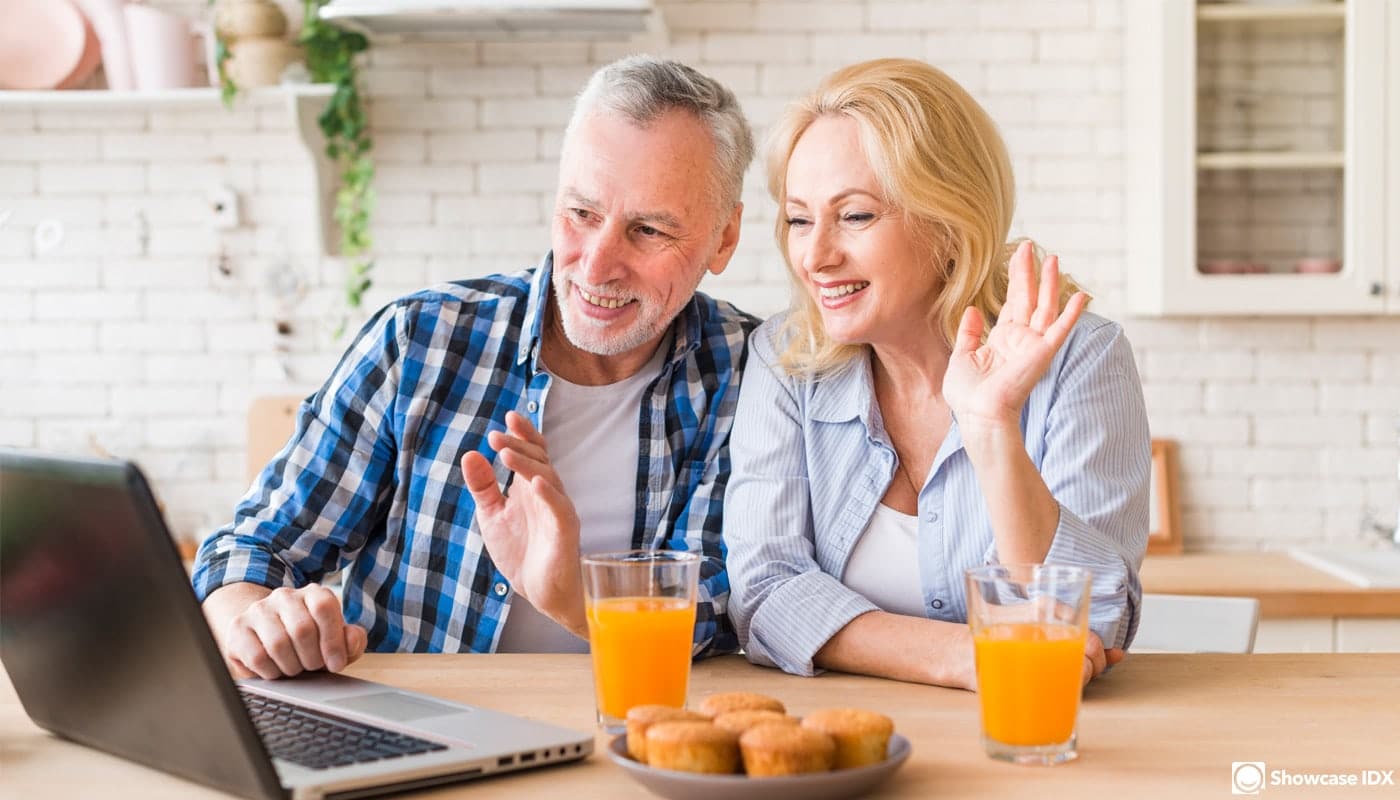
1198, 259, 1250, 275
0, 0, 102, 90
1294, 258, 1342, 274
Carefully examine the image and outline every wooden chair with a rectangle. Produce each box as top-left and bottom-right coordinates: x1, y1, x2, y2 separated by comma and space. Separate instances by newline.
245, 394, 345, 596
1133, 593, 1260, 654
245, 395, 303, 483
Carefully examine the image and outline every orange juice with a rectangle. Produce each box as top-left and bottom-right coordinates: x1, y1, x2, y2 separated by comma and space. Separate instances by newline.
973, 622, 1086, 746
586, 596, 696, 720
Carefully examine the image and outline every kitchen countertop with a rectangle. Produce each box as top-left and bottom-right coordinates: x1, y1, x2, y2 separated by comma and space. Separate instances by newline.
1140, 551, 1400, 617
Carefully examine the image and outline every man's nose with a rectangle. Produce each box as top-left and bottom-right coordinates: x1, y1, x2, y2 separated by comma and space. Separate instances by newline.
579, 221, 627, 285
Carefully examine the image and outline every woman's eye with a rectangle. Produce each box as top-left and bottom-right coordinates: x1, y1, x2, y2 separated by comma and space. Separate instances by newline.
843, 213, 875, 225
785, 217, 810, 228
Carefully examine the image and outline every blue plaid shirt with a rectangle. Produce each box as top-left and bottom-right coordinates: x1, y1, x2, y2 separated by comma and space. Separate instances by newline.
193, 254, 758, 657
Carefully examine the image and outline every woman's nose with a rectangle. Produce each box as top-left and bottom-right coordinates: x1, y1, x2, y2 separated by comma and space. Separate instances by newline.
800, 220, 840, 274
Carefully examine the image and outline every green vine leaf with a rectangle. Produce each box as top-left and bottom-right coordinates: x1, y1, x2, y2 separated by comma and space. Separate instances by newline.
212, 1, 376, 335
208, 1, 237, 108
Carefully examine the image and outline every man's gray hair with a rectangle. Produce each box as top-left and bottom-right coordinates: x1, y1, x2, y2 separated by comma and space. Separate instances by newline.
565, 55, 754, 212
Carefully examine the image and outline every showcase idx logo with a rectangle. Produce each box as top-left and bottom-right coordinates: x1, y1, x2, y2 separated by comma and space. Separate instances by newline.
1233, 762, 1396, 794
1233, 762, 1266, 794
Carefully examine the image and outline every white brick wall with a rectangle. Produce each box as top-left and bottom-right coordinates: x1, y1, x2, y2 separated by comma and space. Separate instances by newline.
2, 0, 1396, 552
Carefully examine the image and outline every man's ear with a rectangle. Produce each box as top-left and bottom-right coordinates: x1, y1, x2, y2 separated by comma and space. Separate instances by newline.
706, 202, 744, 276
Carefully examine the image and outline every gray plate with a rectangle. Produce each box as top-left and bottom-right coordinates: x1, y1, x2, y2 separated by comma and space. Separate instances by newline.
607, 732, 911, 800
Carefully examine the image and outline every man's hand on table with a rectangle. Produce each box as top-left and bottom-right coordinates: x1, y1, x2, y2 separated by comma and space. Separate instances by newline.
204, 583, 367, 679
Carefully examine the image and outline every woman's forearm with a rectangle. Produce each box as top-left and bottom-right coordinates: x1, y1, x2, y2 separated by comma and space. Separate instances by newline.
813, 610, 975, 690
960, 421, 1061, 565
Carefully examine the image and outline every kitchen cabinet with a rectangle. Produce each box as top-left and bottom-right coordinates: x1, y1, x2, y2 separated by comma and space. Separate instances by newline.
1124, 0, 1396, 314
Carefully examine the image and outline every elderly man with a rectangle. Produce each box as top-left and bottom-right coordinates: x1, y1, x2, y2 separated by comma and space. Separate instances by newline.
194, 56, 757, 679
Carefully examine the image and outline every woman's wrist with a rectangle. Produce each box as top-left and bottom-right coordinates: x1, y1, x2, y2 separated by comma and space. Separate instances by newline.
926, 623, 977, 691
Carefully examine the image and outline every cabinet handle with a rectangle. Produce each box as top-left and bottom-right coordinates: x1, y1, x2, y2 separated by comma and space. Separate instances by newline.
1369, 282, 1384, 296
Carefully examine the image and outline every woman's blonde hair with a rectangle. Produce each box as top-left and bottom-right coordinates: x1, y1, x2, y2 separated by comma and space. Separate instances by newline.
767, 58, 1088, 376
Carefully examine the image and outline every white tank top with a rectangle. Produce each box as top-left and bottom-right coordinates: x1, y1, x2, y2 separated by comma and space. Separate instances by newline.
841, 503, 925, 618
494, 340, 669, 653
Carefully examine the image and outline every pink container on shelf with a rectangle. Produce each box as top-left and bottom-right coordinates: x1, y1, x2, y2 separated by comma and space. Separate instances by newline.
75, 0, 136, 90
123, 3, 199, 90
1198, 259, 1250, 275
1294, 258, 1342, 274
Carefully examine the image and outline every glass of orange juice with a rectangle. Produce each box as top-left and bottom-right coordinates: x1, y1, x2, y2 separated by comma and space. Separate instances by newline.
965, 564, 1092, 765
581, 550, 700, 733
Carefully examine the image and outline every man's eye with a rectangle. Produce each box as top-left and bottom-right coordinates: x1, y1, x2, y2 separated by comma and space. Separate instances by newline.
636, 225, 663, 238
570, 208, 593, 221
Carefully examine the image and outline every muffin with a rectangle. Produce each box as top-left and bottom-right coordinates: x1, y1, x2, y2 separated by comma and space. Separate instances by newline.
644, 721, 741, 774
712, 709, 800, 736
697, 691, 786, 718
800, 708, 895, 769
625, 705, 710, 763
739, 722, 836, 777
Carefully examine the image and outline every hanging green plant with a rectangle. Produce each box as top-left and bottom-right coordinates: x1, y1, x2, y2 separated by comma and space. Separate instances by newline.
300, 0, 376, 331
206, 0, 237, 107
209, 1, 376, 333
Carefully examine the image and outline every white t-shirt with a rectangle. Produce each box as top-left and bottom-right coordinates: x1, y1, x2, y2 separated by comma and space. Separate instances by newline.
494, 340, 669, 653
841, 503, 925, 618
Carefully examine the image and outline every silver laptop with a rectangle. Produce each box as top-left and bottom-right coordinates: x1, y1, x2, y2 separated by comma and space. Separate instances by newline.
0, 450, 594, 799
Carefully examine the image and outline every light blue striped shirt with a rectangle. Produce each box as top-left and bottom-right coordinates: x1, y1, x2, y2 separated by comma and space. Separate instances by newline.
725, 311, 1151, 676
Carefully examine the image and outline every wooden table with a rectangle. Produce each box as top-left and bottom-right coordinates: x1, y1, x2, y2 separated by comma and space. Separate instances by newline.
1140, 551, 1400, 618
3, 653, 1398, 798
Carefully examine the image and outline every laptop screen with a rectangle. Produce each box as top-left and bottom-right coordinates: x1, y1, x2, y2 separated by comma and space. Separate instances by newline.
0, 451, 285, 800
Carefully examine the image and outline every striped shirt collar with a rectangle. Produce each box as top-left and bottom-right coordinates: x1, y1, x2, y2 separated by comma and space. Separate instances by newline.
807, 346, 966, 459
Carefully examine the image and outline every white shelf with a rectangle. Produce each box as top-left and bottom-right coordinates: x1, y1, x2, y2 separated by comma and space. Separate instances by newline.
1197, 2, 1346, 31
1196, 150, 1345, 169
0, 84, 341, 256
0, 84, 332, 108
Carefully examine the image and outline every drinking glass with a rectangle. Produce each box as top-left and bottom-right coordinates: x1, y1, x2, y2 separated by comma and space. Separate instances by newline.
965, 564, 1092, 765
581, 550, 700, 734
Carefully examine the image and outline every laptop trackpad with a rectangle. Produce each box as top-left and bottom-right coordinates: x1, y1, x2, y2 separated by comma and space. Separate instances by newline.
326, 692, 465, 722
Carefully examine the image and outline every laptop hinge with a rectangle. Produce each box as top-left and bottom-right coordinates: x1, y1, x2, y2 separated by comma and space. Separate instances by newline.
318, 767, 486, 800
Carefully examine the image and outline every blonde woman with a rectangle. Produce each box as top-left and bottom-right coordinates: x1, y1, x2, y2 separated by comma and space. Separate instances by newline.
724, 59, 1149, 690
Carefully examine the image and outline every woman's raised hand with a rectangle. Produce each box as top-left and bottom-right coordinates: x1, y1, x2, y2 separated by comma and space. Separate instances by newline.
943, 241, 1087, 432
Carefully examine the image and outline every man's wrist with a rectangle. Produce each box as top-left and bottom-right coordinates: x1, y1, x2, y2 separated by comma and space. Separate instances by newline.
536, 591, 589, 640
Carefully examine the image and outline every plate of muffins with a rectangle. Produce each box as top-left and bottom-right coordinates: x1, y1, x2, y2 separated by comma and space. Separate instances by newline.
607, 691, 910, 800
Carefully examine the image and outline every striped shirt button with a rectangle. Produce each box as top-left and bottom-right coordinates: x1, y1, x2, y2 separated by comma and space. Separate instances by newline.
494, 582, 508, 596
526, 400, 538, 413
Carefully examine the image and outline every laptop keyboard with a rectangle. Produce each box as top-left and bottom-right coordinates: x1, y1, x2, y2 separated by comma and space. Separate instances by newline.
240, 689, 449, 771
